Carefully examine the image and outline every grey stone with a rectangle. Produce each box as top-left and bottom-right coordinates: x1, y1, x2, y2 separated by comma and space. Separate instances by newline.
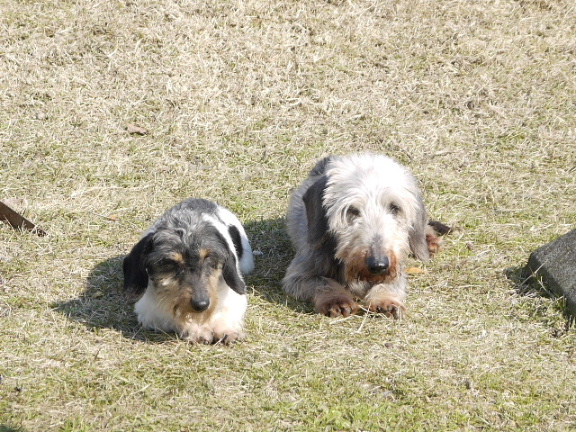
525, 229, 576, 317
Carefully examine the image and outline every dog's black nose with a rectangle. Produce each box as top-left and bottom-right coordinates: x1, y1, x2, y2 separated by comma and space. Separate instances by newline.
367, 256, 390, 275
190, 298, 210, 312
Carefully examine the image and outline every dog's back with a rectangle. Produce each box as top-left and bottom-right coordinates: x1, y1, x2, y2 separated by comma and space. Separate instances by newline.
286, 156, 338, 253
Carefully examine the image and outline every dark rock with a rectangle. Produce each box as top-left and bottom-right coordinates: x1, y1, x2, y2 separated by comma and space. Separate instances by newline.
525, 229, 576, 317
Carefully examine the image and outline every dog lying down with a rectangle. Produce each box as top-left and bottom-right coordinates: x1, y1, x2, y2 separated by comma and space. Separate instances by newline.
282, 153, 449, 319
123, 198, 254, 344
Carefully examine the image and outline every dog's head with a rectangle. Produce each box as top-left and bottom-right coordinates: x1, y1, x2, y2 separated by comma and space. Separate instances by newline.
303, 154, 430, 285
123, 220, 246, 316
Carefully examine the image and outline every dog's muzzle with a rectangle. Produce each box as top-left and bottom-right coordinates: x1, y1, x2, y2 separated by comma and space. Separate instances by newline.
366, 255, 390, 275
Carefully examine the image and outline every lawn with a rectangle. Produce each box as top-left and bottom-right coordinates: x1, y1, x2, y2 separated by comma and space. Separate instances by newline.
1, 0, 575, 430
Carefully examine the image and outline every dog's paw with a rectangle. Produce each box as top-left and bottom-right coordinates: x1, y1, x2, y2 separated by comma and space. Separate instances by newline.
179, 320, 246, 345
315, 294, 359, 318
212, 325, 246, 345
179, 326, 214, 344
366, 297, 406, 319
215, 330, 246, 345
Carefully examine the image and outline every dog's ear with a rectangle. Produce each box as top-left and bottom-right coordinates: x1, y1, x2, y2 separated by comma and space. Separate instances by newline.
408, 195, 430, 261
123, 232, 154, 298
222, 253, 246, 295
227, 224, 244, 261
302, 175, 330, 249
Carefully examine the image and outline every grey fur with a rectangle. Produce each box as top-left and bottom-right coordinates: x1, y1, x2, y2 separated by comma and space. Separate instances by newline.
282, 154, 432, 318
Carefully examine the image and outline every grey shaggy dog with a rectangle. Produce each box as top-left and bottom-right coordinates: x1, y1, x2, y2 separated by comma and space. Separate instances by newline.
123, 198, 254, 344
282, 153, 442, 319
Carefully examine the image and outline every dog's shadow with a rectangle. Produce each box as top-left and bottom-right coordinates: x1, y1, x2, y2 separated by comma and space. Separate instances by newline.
52, 254, 157, 341
244, 218, 312, 314
0, 426, 25, 432
53, 217, 310, 341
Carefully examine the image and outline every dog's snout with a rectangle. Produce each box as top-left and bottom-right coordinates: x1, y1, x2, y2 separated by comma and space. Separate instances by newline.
190, 297, 210, 312
367, 256, 390, 275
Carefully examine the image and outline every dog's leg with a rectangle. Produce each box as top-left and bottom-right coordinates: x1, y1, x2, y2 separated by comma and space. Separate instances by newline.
305, 277, 359, 317
363, 281, 407, 319
284, 271, 356, 317
209, 287, 248, 344
283, 254, 359, 317
312, 277, 359, 317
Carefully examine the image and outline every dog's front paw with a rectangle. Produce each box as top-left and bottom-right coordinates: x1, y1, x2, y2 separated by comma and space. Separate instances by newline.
315, 294, 359, 318
215, 330, 246, 345
211, 324, 246, 345
366, 296, 406, 319
180, 326, 214, 344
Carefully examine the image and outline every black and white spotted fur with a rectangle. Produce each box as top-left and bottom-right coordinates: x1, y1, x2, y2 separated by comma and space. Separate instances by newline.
123, 198, 254, 343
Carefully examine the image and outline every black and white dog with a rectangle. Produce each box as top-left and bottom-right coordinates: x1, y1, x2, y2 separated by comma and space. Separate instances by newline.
123, 198, 254, 344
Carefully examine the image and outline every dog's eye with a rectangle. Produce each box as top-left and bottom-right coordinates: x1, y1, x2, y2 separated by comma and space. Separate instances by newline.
389, 203, 401, 216
158, 258, 179, 268
202, 253, 220, 270
346, 206, 360, 224
205, 257, 217, 269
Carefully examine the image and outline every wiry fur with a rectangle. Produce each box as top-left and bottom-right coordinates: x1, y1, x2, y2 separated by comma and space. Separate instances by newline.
282, 153, 440, 319
123, 198, 254, 343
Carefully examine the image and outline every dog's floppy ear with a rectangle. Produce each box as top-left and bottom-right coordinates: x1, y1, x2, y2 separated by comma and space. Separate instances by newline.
123, 232, 154, 298
227, 224, 244, 261
222, 252, 246, 295
302, 175, 329, 249
408, 194, 430, 261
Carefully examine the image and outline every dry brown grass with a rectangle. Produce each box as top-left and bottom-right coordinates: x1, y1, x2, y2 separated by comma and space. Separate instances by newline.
1, 0, 576, 430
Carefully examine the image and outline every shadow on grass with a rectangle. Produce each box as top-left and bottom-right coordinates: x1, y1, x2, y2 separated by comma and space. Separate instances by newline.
505, 265, 540, 296
244, 218, 313, 314
52, 217, 311, 341
51, 254, 161, 341
505, 265, 573, 327
0, 426, 25, 432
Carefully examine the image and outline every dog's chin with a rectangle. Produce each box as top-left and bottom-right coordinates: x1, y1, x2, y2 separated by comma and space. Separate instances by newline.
344, 263, 401, 299
344, 278, 380, 297
343, 262, 399, 286
172, 300, 214, 322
